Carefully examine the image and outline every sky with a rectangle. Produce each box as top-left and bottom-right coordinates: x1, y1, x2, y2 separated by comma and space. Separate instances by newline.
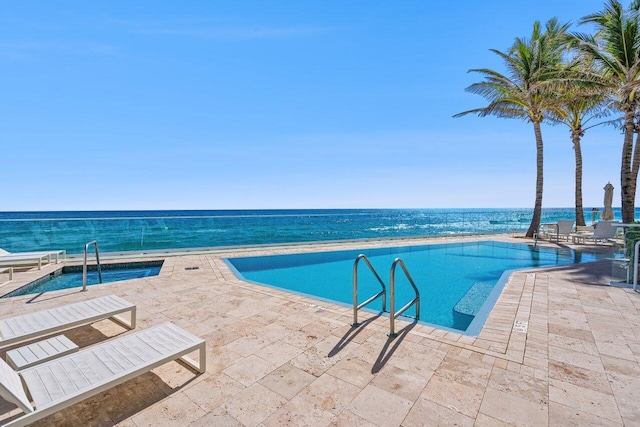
0, 0, 625, 211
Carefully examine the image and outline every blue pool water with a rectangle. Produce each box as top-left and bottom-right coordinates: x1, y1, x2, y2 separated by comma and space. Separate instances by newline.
3, 261, 163, 297
226, 241, 612, 335
0, 208, 629, 254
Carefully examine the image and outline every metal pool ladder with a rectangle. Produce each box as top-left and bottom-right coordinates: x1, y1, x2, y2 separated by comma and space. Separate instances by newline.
352, 254, 386, 327
352, 255, 420, 337
388, 258, 420, 337
82, 240, 103, 291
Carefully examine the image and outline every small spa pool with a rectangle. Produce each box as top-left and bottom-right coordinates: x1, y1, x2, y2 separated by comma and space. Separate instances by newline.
2, 260, 163, 298
226, 241, 612, 335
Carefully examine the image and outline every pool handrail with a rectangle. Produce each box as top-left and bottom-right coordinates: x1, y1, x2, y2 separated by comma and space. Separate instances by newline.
634, 239, 640, 292
352, 254, 386, 327
82, 241, 103, 291
388, 258, 420, 338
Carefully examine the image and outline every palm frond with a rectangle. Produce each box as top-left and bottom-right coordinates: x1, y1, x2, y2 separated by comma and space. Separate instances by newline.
455, 18, 571, 125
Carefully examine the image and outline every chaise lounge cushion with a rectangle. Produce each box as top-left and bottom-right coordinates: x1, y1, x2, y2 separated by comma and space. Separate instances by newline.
0, 322, 205, 426
0, 295, 136, 348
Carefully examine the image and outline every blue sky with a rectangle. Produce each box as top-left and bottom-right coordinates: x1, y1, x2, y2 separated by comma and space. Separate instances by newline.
0, 1, 622, 211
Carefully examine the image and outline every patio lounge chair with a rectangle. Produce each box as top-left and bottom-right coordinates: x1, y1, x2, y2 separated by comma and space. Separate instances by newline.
537, 219, 575, 242
0, 295, 136, 349
0, 268, 12, 288
572, 221, 621, 244
0, 248, 66, 270
0, 322, 205, 427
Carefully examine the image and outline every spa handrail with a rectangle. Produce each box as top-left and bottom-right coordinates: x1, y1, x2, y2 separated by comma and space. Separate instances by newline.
388, 258, 420, 337
82, 240, 103, 291
352, 254, 386, 327
634, 240, 640, 292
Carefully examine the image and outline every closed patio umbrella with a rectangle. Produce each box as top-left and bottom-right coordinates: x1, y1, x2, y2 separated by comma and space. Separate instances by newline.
601, 182, 614, 221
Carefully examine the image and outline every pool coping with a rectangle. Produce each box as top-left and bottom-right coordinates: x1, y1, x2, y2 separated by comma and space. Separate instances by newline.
207, 241, 613, 365
1, 260, 165, 298
222, 239, 616, 338
0, 234, 637, 425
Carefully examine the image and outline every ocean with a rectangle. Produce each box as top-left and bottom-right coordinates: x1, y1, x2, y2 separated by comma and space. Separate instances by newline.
0, 208, 626, 255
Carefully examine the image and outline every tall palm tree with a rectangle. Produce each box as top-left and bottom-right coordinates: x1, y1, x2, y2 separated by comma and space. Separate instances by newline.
549, 53, 612, 226
554, 95, 611, 226
574, 0, 640, 223
454, 19, 570, 237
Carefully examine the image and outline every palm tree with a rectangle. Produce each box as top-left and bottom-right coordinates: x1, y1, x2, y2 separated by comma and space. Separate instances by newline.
555, 95, 611, 226
574, 0, 640, 223
454, 19, 570, 237
549, 54, 612, 226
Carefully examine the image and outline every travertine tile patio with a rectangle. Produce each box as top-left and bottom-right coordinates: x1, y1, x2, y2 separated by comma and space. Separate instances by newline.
0, 236, 638, 426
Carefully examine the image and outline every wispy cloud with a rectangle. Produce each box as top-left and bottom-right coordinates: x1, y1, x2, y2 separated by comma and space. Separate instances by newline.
110, 18, 332, 40
0, 41, 119, 61
137, 25, 330, 39
109, 17, 225, 27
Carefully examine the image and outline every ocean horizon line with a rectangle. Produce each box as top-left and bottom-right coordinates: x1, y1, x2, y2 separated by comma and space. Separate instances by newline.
0, 206, 616, 214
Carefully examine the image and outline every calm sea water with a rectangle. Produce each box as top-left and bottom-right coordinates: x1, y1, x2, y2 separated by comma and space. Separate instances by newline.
0, 208, 627, 255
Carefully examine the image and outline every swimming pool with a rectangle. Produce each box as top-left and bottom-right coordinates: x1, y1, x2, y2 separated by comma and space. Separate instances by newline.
2, 261, 163, 298
226, 241, 611, 335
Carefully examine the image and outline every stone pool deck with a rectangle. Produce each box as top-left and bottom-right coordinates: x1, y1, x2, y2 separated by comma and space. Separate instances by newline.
0, 236, 639, 426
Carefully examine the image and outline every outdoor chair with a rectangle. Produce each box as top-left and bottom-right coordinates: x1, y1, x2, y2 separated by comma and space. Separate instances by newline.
0, 295, 136, 349
0, 322, 205, 427
572, 221, 621, 245
0, 248, 66, 270
537, 219, 575, 242
0, 268, 12, 287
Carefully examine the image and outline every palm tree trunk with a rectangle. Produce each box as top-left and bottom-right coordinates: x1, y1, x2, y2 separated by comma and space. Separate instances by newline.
572, 130, 585, 226
526, 121, 544, 237
629, 130, 640, 220
621, 108, 635, 223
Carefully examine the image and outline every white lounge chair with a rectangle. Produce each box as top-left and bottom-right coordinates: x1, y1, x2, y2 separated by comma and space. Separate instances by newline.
0, 268, 12, 288
0, 322, 205, 427
538, 219, 575, 242
0, 295, 136, 349
0, 248, 66, 270
572, 221, 621, 244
